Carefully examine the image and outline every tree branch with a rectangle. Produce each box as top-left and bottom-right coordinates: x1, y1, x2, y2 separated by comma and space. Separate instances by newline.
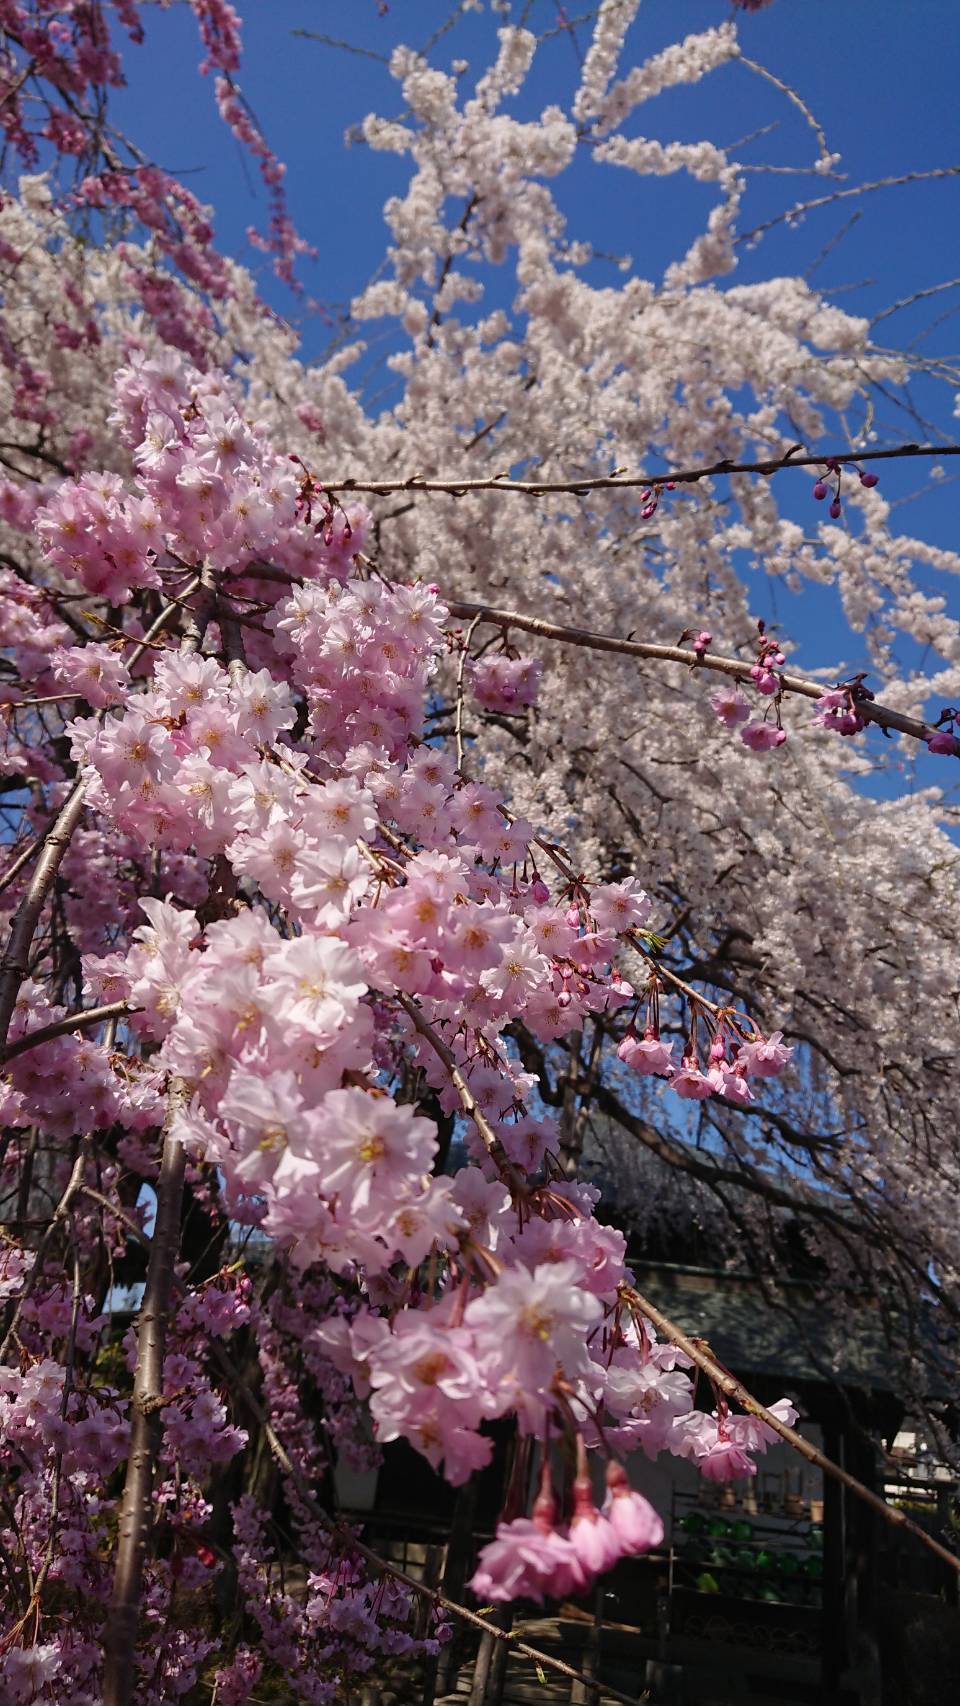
3, 1000, 133, 1063
622, 1282, 960, 1577
319, 440, 960, 498
445, 601, 943, 747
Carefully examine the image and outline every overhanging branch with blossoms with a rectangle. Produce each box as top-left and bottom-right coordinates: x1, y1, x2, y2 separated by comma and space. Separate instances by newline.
3, 2, 960, 1701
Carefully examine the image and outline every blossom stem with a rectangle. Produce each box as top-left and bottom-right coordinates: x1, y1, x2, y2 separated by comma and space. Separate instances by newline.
394, 993, 527, 1192
454, 613, 483, 774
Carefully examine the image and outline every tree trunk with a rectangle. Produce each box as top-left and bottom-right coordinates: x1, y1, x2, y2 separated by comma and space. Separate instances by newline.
101, 1094, 186, 1706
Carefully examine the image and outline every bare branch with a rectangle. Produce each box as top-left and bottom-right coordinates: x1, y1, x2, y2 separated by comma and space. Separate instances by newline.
318, 440, 960, 499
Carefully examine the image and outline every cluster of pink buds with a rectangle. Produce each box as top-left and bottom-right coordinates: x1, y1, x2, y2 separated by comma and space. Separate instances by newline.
814, 674, 873, 738
469, 1453, 663, 1606
288, 458, 371, 577
617, 989, 792, 1106
750, 625, 785, 694
639, 479, 676, 522
927, 706, 960, 758
812, 458, 878, 520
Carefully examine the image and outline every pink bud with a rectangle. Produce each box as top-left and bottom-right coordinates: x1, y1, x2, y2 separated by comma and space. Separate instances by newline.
829, 499, 842, 519
603, 1463, 664, 1553
565, 903, 581, 928
812, 481, 828, 500
750, 664, 778, 695
859, 471, 879, 488
927, 730, 960, 756
529, 877, 550, 905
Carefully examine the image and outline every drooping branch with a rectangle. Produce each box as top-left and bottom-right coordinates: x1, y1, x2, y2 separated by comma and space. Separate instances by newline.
622, 1282, 960, 1576
213, 1347, 650, 1706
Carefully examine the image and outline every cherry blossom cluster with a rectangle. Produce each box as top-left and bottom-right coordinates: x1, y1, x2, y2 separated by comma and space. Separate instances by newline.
3, 2, 960, 1697
470, 651, 542, 713
709, 620, 788, 751
7, 349, 794, 1648
618, 1001, 792, 1107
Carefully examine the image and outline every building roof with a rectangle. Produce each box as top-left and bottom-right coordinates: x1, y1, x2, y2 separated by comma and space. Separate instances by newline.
627, 1260, 927, 1397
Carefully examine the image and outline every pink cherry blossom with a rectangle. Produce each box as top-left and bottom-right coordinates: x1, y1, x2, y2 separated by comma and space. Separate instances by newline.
710, 684, 752, 727
740, 721, 787, 751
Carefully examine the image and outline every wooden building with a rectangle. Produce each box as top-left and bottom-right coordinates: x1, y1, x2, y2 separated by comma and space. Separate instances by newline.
340, 1258, 959, 1706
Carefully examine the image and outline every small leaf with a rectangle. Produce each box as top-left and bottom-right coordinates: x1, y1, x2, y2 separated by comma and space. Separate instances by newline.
535, 1662, 548, 1686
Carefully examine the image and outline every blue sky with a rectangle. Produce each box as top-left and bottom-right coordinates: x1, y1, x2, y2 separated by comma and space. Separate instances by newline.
106, 2, 959, 803
111, 1, 960, 397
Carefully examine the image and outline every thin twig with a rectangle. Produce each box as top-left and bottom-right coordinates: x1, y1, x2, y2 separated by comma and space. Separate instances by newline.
737, 165, 960, 246
394, 993, 525, 1191
0, 1138, 90, 1360
454, 613, 482, 773
872, 276, 960, 327
737, 54, 835, 172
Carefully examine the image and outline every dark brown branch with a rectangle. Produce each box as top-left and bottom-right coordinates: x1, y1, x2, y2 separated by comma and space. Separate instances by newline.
321, 440, 960, 498
591, 1079, 854, 1231
101, 1084, 187, 1706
